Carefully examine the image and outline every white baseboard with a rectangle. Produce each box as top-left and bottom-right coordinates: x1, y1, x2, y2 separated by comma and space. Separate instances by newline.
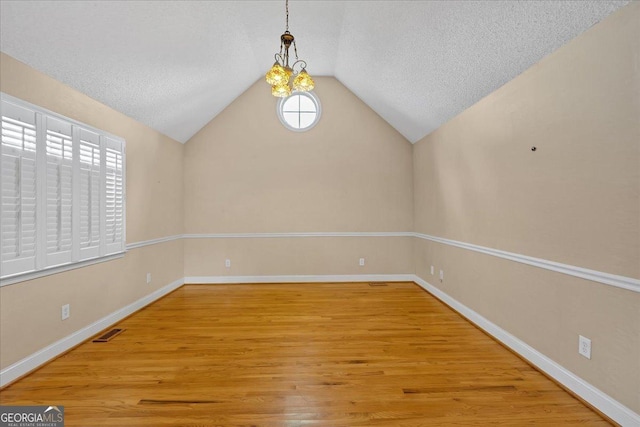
0, 277, 184, 388
412, 275, 640, 427
184, 274, 416, 284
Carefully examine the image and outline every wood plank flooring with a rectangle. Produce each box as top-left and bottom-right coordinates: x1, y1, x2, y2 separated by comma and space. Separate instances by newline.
0, 282, 611, 426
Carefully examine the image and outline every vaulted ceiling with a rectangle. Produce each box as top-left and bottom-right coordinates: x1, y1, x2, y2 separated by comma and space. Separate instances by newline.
0, 1, 630, 143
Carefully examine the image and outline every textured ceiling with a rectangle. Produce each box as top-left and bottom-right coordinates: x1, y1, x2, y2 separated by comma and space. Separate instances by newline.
0, 1, 630, 143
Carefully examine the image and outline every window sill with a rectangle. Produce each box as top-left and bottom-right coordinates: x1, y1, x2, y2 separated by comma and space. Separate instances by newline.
0, 252, 126, 287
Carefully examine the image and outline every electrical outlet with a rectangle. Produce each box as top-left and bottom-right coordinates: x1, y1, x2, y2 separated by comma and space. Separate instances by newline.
578, 335, 591, 359
146, 273, 151, 284
359, 258, 365, 266
61, 304, 70, 320
439, 270, 444, 281
430, 265, 434, 275
225, 259, 231, 268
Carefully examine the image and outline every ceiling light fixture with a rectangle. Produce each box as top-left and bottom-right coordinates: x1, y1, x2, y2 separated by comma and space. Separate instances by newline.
265, 0, 314, 97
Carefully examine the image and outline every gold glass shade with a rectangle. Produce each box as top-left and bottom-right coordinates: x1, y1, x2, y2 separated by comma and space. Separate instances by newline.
292, 70, 315, 92
271, 83, 292, 98
265, 63, 289, 85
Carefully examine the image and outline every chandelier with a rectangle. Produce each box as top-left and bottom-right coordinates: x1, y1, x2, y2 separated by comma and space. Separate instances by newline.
265, 0, 315, 97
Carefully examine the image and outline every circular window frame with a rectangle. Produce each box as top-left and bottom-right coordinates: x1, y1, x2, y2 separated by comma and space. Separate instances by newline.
276, 91, 322, 132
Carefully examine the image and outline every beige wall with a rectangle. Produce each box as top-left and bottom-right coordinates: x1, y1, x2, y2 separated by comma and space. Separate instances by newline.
183, 77, 413, 277
0, 53, 185, 369
412, 4, 640, 412
185, 237, 412, 278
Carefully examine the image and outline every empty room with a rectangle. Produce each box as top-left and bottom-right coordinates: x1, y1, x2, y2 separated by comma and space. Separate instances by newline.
0, 0, 638, 426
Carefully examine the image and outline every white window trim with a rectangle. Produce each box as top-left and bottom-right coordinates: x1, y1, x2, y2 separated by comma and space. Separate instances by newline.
0, 253, 125, 287
0, 92, 126, 284
276, 91, 322, 132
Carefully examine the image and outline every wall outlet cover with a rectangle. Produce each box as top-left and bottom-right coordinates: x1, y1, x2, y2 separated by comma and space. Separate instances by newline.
61, 304, 70, 320
579, 335, 592, 359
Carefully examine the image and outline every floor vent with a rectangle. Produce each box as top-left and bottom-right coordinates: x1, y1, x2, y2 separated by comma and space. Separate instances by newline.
369, 282, 388, 287
93, 328, 125, 343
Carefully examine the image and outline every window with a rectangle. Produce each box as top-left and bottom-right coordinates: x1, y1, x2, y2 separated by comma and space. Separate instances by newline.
277, 92, 321, 132
0, 94, 126, 280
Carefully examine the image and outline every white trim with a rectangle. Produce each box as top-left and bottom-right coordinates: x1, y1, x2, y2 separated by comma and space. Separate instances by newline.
0, 277, 184, 387
183, 231, 638, 292
412, 275, 640, 427
126, 234, 183, 250
11, 231, 634, 293
414, 233, 640, 293
185, 274, 415, 284
183, 231, 413, 239
0, 253, 124, 287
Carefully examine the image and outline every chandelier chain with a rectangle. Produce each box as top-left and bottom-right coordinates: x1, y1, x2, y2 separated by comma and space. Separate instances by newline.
285, 0, 289, 31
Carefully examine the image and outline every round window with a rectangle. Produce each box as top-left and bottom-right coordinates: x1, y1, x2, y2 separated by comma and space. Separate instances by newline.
277, 91, 321, 132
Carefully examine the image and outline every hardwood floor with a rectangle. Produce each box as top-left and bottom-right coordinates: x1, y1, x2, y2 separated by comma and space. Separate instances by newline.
0, 282, 611, 426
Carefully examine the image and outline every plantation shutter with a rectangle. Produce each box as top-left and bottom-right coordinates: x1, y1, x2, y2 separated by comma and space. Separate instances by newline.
0, 101, 38, 276
1, 94, 126, 282
78, 128, 101, 259
44, 116, 73, 266
104, 137, 124, 254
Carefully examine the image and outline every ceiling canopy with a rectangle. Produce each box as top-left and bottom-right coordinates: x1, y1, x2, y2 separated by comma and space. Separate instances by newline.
0, 0, 629, 143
